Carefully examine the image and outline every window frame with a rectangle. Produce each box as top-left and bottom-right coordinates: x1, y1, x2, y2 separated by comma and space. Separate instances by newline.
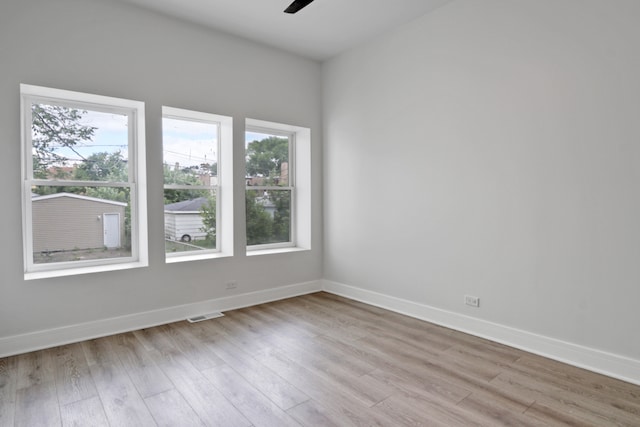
21, 84, 148, 279
162, 106, 233, 263
245, 118, 310, 254
245, 125, 295, 250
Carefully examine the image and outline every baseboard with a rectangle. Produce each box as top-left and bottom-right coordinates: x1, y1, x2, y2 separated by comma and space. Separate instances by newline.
0, 280, 322, 358
322, 279, 640, 386
5, 277, 639, 386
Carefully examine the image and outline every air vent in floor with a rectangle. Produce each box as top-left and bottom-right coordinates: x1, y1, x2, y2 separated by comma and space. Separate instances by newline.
187, 312, 224, 323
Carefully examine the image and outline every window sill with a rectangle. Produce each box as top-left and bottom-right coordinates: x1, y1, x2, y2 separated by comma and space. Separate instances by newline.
165, 251, 233, 264
246, 246, 309, 257
24, 260, 148, 281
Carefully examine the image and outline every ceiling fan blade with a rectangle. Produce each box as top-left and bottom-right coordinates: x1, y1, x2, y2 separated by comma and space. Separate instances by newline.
284, 0, 315, 14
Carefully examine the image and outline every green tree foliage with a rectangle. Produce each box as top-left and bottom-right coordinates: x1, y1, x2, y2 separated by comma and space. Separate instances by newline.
74, 151, 128, 182
202, 191, 279, 247
34, 152, 129, 198
245, 136, 288, 180
163, 163, 210, 204
246, 191, 273, 245
31, 104, 96, 178
245, 135, 291, 245
199, 195, 217, 246
271, 190, 291, 242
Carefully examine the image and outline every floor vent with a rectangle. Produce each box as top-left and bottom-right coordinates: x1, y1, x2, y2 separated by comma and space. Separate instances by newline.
187, 312, 224, 323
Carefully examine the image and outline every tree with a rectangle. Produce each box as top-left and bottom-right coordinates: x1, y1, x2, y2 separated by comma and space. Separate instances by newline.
163, 163, 210, 204
31, 104, 96, 178
32, 151, 129, 199
245, 136, 291, 245
245, 136, 288, 179
246, 191, 273, 245
199, 195, 217, 246
271, 190, 290, 242
74, 151, 127, 182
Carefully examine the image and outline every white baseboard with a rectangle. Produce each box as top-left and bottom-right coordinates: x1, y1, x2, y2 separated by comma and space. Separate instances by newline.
0, 280, 322, 358
4, 277, 639, 387
322, 279, 640, 386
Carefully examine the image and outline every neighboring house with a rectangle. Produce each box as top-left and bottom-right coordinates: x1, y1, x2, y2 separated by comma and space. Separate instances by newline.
31, 193, 127, 252
164, 197, 209, 242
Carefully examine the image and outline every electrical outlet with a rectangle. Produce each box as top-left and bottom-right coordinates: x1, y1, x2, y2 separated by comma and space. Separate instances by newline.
464, 295, 480, 308
226, 281, 237, 290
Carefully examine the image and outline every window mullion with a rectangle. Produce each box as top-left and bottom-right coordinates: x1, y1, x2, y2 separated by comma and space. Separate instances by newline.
30, 179, 132, 188
163, 184, 216, 191
245, 186, 293, 191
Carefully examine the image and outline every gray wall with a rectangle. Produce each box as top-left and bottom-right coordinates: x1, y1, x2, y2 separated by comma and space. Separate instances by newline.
323, 0, 640, 360
0, 0, 322, 338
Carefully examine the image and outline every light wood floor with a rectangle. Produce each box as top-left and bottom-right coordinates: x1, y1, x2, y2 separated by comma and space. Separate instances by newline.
1, 292, 639, 426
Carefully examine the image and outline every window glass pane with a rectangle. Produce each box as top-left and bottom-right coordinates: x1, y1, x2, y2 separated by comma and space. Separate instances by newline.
245, 131, 290, 187
23, 85, 147, 277
246, 189, 291, 245
164, 189, 217, 253
163, 117, 218, 185
31, 103, 129, 181
31, 185, 131, 264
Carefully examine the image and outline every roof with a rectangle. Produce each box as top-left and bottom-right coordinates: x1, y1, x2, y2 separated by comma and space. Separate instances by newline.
164, 197, 210, 212
31, 192, 127, 207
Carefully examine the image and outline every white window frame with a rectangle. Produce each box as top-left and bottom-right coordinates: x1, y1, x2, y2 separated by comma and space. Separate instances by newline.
163, 106, 233, 263
246, 118, 311, 255
21, 84, 148, 279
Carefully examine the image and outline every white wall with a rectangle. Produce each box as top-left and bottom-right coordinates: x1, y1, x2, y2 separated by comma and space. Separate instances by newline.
323, 0, 640, 364
0, 0, 322, 344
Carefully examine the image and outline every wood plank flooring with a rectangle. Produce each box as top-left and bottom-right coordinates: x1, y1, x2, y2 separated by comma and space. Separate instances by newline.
1, 292, 639, 426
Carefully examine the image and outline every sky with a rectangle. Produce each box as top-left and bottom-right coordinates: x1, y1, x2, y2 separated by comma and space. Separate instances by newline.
44, 108, 220, 170
162, 117, 218, 169
41, 105, 275, 172
45, 108, 128, 164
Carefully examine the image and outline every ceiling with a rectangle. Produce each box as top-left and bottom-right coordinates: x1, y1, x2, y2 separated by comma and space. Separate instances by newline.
117, 0, 453, 61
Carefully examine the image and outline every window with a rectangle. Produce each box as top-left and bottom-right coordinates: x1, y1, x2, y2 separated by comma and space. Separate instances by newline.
246, 119, 310, 253
21, 84, 147, 279
163, 107, 233, 262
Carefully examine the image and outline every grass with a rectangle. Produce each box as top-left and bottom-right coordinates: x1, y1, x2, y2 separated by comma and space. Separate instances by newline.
33, 239, 216, 264
34, 247, 131, 264
165, 239, 216, 253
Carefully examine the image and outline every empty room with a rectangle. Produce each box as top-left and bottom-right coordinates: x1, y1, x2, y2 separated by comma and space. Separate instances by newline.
1, 0, 639, 425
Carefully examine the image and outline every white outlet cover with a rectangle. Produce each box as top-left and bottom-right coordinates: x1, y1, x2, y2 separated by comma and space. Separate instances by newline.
464, 295, 480, 307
